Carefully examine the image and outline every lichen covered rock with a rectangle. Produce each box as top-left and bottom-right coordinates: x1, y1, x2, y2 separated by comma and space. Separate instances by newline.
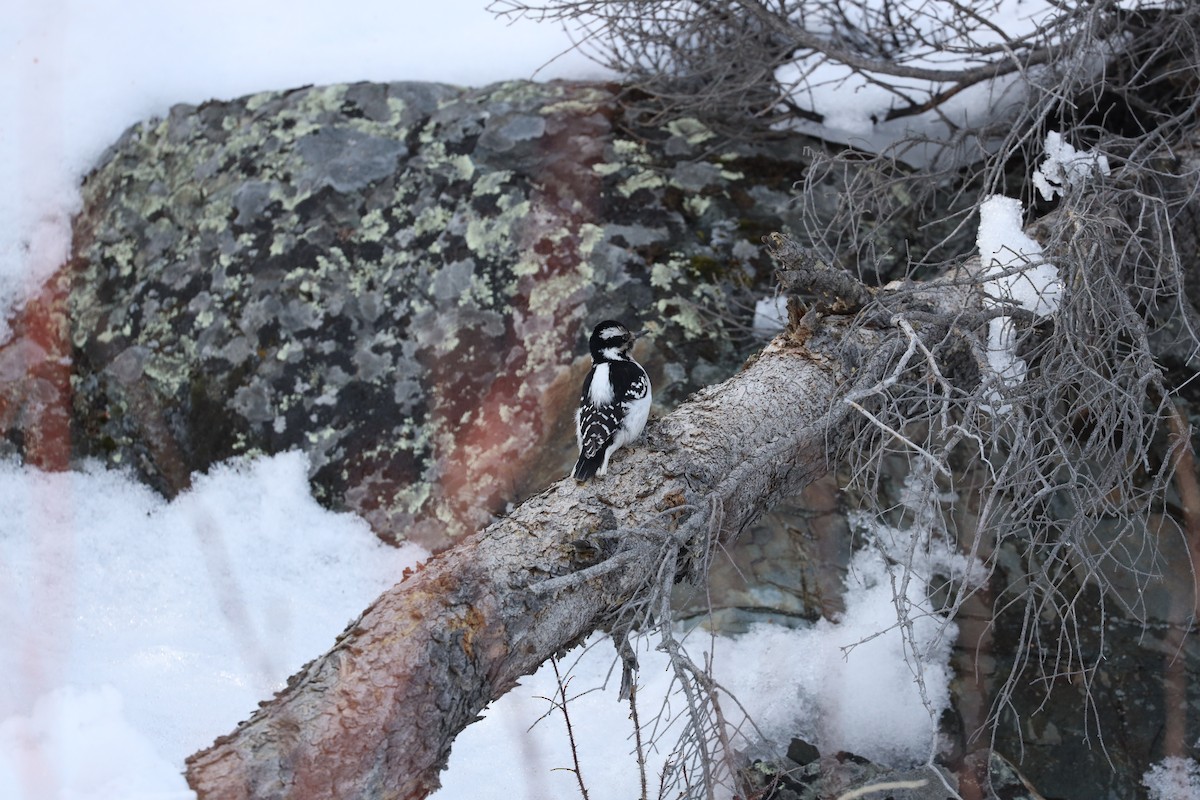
22, 79, 814, 548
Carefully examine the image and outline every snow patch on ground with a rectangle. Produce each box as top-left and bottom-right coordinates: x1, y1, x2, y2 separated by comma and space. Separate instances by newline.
0, 452, 427, 800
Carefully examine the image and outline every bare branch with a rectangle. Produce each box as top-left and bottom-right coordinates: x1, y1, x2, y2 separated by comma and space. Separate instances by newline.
735, 0, 1062, 85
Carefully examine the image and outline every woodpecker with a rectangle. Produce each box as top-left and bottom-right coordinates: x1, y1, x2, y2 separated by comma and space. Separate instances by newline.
573, 320, 652, 481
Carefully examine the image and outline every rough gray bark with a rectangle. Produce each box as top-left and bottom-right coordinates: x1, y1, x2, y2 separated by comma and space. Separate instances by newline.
183, 327, 860, 800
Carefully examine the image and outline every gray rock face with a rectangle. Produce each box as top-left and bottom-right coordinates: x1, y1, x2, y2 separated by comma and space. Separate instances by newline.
12, 79, 813, 549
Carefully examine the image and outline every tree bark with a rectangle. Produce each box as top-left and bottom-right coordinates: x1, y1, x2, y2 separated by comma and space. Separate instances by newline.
183, 325, 866, 799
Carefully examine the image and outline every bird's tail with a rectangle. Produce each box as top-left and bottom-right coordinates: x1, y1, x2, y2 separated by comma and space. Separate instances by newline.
572, 452, 604, 481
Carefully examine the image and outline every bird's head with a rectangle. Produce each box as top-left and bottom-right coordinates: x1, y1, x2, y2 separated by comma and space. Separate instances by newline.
588, 320, 643, 362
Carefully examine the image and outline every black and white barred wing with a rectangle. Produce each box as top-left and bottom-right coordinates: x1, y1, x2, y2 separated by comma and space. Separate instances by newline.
611, 361, 651, 406
577, 402, 622, 460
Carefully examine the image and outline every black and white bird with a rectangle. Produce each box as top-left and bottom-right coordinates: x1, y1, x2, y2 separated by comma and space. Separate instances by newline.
572, 320, 652, 481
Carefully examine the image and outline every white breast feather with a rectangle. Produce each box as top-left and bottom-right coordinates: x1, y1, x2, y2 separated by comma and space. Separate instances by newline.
589, 363, 614, 405
603, 371, 651, 458
623, 385, 652, 440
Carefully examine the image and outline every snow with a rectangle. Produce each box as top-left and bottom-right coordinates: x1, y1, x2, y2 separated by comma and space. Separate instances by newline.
1144, 757, 1200, 800
0, 686, 190, 800
775, 0, 1062, 167
976, 193, 1061, 403
978, 130, 1114, 409
0, 453, 428, 800
977, 195, 1060, 318
1, 1, 1016, 796
1033, 130, 1112, 202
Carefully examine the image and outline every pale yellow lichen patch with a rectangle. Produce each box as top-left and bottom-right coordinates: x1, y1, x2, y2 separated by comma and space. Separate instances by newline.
657, 298, 707, 339
287, 119, 322, 138
527, 271, 587, 319
473, 170, 514, 196
360, 208, 389, 241
512, 253, 542, 277
465, 218, 500, 258
577, 223, 604, 258
451, 154, 476, 182
276, 341, 301, 362
666, 117, 716, 144
106, 241, 136, 276
466, 199, 530, 259
141, 194, 167, 219
591, 162, 625, 177
517, 331, 567, 389
619, 170, 664, 196
612, 138, 648, 162
650, 262, 676, 289
245, 91, 278, 113
467, 272, 497, 305
314, 254, 343, 278
385, 95, 408, 121
142, 352, 190, 397
540, 92, 608, 116
130, 168, 161, 192
196, 215, 226, 235
418, 127, 446, 149
495, 193, 528, 215
685, 195, 712, 217
294, 84, 346, 117
412, 205, 452, 238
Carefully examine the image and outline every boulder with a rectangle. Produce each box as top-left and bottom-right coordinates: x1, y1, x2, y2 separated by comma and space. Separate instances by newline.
3, 79, 815, 549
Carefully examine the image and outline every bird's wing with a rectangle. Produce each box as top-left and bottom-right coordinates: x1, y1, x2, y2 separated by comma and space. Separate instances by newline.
577, 402, 620, 459
609, 361, 650, 405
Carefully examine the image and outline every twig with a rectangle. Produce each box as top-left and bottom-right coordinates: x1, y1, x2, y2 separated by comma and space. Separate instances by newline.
845, 399, 951, 477
629, 678, 649, 800
551, 658, 591, 800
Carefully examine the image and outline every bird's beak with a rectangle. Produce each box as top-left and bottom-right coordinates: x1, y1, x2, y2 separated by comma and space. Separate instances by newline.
633, 321, 658, 340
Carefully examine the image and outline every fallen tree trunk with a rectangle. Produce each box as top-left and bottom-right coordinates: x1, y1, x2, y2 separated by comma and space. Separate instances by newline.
183, 317, 880, 799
